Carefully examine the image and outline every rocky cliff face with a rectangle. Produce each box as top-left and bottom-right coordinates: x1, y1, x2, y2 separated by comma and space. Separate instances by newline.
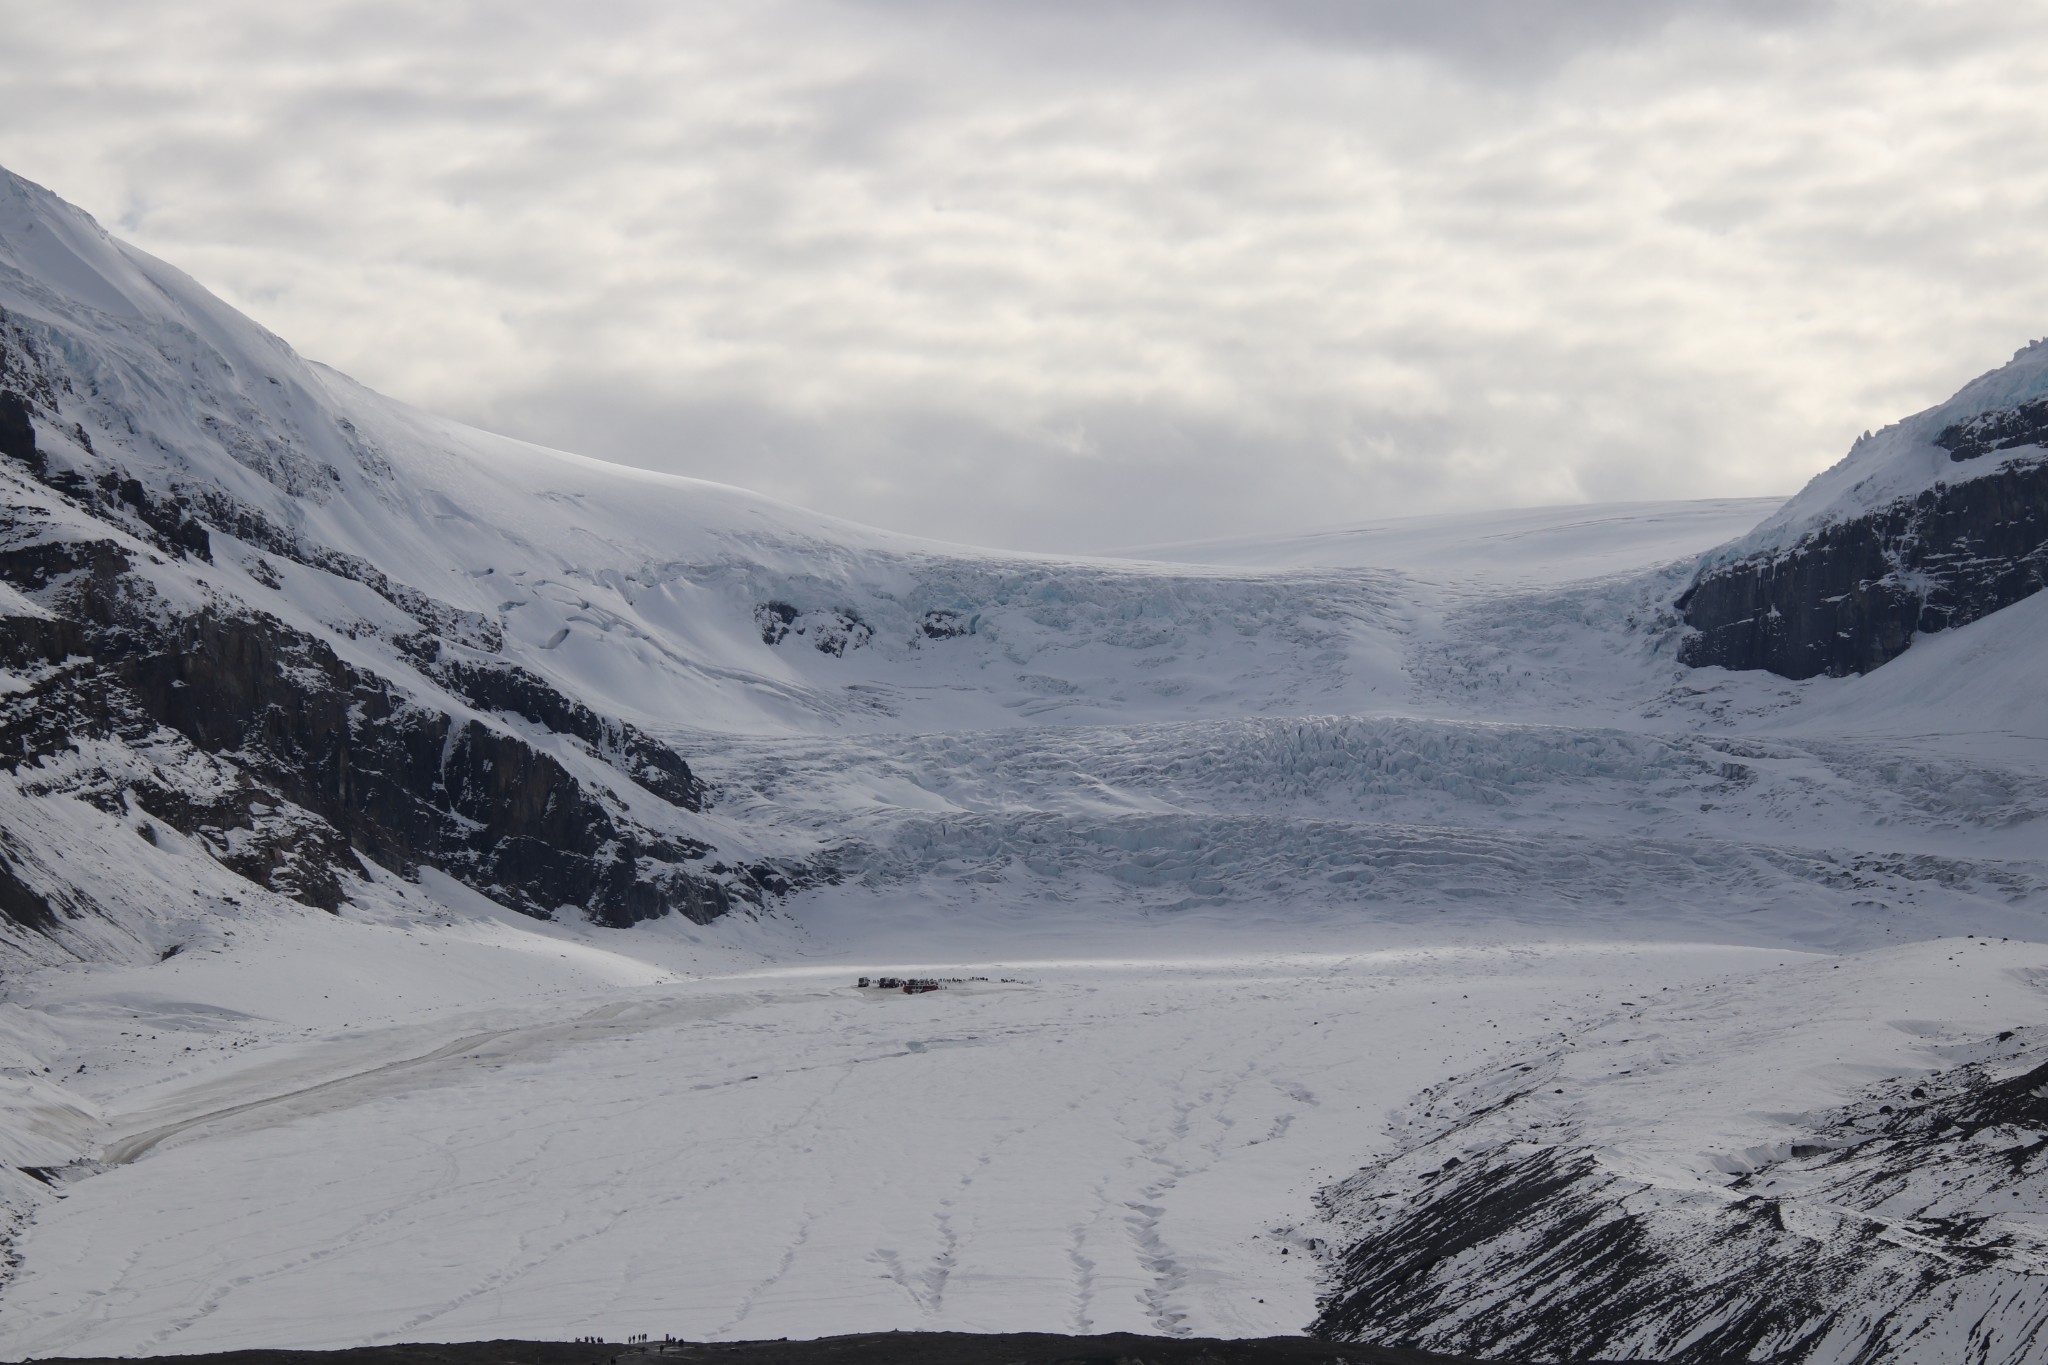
1677, 454, 2048, 679
1677, 342, 2048, 680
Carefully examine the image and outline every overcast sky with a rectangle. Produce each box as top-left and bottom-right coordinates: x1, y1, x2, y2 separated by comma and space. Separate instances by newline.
4, 1, 2046, 551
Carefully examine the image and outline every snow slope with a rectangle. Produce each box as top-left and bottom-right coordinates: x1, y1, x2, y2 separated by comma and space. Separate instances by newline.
2, 165, 2047, 1362
1316, 938, 2048, 1361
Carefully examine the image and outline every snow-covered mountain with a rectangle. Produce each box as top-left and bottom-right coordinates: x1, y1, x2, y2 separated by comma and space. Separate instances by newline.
1678, 340, 2048, 679
2, 165, 2047, 1363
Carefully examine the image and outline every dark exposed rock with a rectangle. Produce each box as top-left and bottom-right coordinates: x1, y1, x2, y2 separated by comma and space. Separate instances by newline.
1316, 1150, 1859, 1362
0, 388, 38, 469
434, 657, 705, 812
755, 600, 799, 644
105, 608, 737, 926
1677, 457, 2048, 678
111, 765, 360, 913
1939, 398, 2048, 463
0, 604, 88, 677
108, 474, 211, 561
0, 401, 207, 565
919, 608, 976, 640
0, 844, 59, 932
0, 523, 131, 592
0, 518, 796, 928
754, 601, 872, 656
1318, 1148, 1705, 1358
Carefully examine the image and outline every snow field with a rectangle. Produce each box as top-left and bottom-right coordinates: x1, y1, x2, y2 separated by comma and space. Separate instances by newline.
0, 938, 1801, 1355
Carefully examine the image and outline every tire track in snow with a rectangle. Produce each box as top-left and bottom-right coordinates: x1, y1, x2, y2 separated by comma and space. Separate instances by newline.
138, 1135, 466, 1351
100, 997, 746, 1167
709, 1062, 863, 1336
1101, 996, 1330, 1336
1065, 1185, 1114, 1332
718, 1209, 819, 1337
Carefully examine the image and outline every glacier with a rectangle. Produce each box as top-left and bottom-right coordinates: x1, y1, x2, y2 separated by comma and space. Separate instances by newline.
1, 164, 2046, 1362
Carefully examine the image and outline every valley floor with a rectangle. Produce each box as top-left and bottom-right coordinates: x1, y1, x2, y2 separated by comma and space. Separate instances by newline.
0, 907, 1804, 1356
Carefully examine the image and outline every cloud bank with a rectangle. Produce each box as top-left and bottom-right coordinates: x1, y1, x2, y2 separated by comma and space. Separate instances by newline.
4, 0, 2045, 550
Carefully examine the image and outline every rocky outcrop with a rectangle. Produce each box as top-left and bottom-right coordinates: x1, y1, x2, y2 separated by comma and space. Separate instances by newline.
918, 608, 976, 640
1677, 455, 2048, 678
755, 600, 873, 655
433, 657, 705, 812
1940, 399, 2048, 463
0, 389, 35, 467
0, 551, 769, 925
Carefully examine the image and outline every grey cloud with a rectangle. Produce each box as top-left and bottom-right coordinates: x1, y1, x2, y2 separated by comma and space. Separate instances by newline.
469, 384, 1469, 554
840, 0, 1836, 77
1, 0, 2040, 554
468, 322, 1807, 554
1216, 0, 1835, 68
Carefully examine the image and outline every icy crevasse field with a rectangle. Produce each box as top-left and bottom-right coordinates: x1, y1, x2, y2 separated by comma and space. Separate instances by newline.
3, 164, 2048, 1359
